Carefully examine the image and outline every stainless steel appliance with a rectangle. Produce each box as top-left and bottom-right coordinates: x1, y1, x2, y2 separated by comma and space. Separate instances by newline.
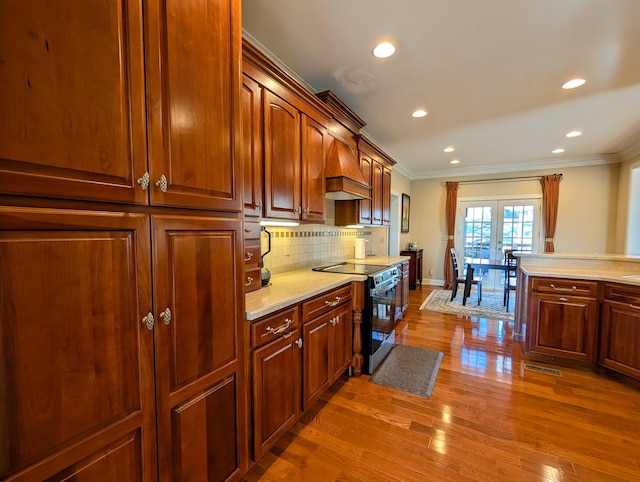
312, 262, 400, 374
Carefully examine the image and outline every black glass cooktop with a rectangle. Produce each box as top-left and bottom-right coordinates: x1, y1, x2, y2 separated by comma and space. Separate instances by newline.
312, 262, 389, 276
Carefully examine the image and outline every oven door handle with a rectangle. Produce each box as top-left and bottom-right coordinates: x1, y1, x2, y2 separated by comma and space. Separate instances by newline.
371, 276, 400, 295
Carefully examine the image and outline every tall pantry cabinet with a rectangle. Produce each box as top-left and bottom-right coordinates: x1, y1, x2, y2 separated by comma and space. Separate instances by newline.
0, 1, 247, 481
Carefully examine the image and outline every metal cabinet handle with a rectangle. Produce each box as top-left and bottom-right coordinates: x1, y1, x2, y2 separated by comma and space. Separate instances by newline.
304, 207, 309, 214
630, 303, 640, 310
159, 308, 171, 325
549, 284, 576, 292
324, 296, 341, 307
295, 338, 303, 348
330, 316, 339, 326
245, 252, 254, 261
244, 228, 252, 233
559, 297, 568, 302
245, 277, 254, 286
137, 172, 150, 190
266, 318, 292, 335
142, 312, 154, 330
155, 174, 168, 192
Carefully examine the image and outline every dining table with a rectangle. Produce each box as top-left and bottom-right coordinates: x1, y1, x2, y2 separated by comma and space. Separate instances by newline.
462, 261, 508, 305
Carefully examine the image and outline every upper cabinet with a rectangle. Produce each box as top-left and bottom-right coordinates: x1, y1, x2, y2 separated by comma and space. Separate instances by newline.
243, 40, 331, 223
0, 0, 242, 212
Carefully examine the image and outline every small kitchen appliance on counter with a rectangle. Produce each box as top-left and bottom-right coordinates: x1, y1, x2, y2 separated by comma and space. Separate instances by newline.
260, 227, 271, 287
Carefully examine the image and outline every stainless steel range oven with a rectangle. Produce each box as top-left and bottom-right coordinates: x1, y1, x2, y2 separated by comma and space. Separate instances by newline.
312, 262, 400, 374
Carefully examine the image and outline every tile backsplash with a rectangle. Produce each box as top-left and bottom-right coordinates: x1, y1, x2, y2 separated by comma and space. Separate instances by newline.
260, 200, 389, 274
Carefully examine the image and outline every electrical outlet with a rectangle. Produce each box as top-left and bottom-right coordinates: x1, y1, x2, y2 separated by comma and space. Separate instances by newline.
429, 269, 434, 277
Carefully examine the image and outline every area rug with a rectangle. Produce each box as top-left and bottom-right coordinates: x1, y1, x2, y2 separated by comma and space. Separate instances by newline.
370, 344, 443, 398
419, 289, 514, 321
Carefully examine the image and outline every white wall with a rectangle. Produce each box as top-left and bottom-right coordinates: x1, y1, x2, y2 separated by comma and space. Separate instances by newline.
390, 168, 412, 252
409, 162, 621, 285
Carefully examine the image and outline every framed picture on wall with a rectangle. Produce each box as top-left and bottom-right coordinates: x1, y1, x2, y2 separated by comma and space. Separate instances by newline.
401, 193, 410, 233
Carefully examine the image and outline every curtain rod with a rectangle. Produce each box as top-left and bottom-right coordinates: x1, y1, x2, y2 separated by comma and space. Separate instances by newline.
456, 173, 562, 185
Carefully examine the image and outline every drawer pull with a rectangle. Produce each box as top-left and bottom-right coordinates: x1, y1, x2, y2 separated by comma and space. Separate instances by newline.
244, 228, 252, 233
549, 284, 576, 292
324, 296, 341, 307
330, 316, 339, 326
630, 303, 640, 310
559, 297, 568, 302
245, 252, 254, 261
266, 318, 292, 335
245, 277, 254, 286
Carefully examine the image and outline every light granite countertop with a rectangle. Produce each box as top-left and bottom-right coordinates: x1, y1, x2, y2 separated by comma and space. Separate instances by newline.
245, 255, 410, 320
518, 253, 640, 287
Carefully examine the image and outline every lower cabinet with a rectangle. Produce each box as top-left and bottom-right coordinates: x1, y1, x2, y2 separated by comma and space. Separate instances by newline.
249, 283, 353, 462
0, 207, 246, 482
599, 283, 640, 379
526, 278, 599, 364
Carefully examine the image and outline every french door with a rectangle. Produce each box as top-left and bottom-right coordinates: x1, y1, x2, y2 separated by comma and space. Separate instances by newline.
456, 198, 541, 289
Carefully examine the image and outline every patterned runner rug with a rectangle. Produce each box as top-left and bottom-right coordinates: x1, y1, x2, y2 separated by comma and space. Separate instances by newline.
419, 289, 514, 321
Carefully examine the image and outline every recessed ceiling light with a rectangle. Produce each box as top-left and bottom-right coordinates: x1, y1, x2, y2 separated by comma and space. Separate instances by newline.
443, 146, 455, 153
552, 148, 565, 154
372, 42, 395, 59
565, 130, 582, 138
562, 78, 586, 89
411, 109, 427, 118
449, 159, 460, 164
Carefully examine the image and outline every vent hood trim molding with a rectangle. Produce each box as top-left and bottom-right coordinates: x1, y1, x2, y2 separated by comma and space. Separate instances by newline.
325, 139, 371, 200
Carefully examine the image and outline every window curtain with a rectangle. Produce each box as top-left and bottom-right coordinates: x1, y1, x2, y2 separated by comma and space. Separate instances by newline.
540, 174, 562, 252
443, 182, 458, 288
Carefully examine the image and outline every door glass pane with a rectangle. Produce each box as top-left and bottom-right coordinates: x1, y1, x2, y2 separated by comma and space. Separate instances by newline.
501, 204, 535, 254
463, 206, 492, 264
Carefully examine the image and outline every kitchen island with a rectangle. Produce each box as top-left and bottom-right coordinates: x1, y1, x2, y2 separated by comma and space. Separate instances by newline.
515, 253, 640, 381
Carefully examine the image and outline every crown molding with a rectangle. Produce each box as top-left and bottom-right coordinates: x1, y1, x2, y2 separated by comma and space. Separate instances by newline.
619, 138, 640, 162
403, 154, 621, 181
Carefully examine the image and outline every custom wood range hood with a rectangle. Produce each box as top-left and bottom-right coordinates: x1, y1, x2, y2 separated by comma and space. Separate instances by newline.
325, 138, 371, 200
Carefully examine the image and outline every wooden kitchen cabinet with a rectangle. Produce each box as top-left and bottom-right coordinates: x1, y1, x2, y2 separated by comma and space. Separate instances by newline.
151, 215, 246, 481
251, 325, 302, 460
301, 285, 353, 410
262, 90, 328, 222
526, 278, 599, 364
0, 207, 157, 481
382, 167, 392, 225
599, 283, 640, 379
1, 0, 242, 212
400, 249, 423, 289
242, 74, 264, 217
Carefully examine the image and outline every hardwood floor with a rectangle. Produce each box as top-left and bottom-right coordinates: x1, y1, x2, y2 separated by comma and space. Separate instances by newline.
243, 286, 640, 481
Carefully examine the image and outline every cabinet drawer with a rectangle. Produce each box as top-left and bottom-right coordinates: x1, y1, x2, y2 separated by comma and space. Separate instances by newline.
302, 284, 352, 322
244, 241, 261, 268
531, 277, 598, 297
243, 220, 261, 240
244, 267, 261, 293
251, 306, 300, 348
604, 283, 640, 304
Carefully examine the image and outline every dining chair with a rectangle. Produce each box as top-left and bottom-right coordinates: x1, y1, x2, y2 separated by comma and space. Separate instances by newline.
503, 249, 518, 310
450, 248, 482, 305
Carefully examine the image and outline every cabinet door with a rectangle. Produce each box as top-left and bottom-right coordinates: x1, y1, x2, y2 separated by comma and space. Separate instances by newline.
528, 293, 598, 362
0, 207, 156, 481
330, 303, 353, 381
302, 314, 332, 410
382, 167, 392, 225
252, 329, 301, 459
145, 0, 242, 212
242, 74, 263, 216
371, 161, 383, 225
358, 154, 373, 224
600, 301, 640, 379
301, 115, 327, 222
0, 0, 148, 205
152, 215, 246, 481
263, 90, 301, 220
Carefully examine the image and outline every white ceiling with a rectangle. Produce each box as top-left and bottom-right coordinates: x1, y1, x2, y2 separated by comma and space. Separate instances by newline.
242, 0, 640, 179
